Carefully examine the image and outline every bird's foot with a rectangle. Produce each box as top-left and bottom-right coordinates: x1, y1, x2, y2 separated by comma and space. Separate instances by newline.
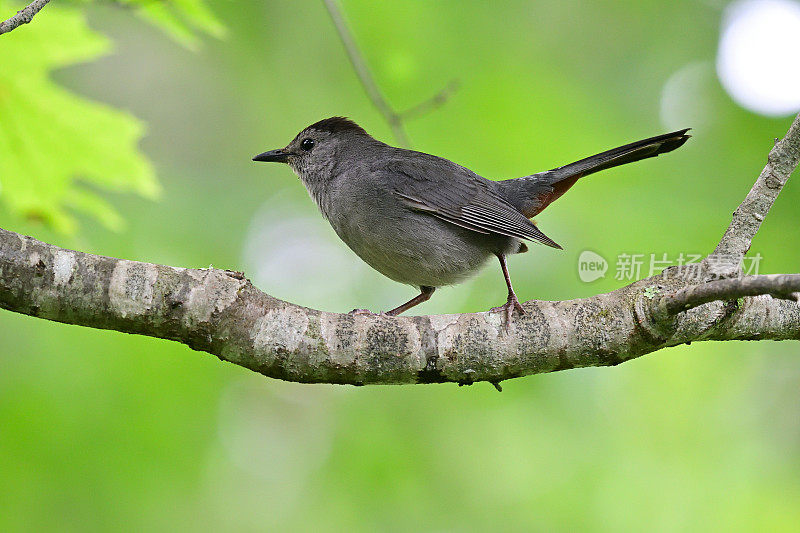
491, 296, 525, 332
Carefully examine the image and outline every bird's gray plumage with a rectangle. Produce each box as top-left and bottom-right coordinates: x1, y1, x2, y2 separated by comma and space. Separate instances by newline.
383, 154, 561, 248
253, 117, 690, 316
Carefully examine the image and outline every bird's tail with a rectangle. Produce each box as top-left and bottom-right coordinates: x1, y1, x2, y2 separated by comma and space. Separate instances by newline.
498, 129, 690, 218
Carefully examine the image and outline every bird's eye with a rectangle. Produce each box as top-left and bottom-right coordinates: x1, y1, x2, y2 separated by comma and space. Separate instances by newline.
301, 138, 315, 151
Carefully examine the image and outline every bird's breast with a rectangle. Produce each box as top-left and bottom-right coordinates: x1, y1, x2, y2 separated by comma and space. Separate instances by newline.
328, 196, 502, 287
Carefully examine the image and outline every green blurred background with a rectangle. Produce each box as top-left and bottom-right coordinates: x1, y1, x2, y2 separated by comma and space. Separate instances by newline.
2, 0, 800, 530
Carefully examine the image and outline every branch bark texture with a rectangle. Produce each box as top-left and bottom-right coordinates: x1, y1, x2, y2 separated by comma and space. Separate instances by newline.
0, 0, 50, 35
0, 234, 798, 386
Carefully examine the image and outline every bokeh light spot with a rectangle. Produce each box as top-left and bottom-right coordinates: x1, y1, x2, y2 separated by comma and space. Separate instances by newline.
716, 0, 800, 116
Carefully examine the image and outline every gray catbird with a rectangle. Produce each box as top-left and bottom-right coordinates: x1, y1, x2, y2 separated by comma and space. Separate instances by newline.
253, 117, 689, 324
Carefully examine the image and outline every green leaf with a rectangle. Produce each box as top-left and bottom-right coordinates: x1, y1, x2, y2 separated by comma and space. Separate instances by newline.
0, 1, 160, 233
132, 0, 226, 50
59, 0, 225, 50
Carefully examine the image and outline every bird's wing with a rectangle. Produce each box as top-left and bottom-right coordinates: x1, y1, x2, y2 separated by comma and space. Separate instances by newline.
382, 155, 562, 249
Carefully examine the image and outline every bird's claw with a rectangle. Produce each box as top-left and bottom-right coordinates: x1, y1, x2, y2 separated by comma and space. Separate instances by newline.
491, 296, 525, 332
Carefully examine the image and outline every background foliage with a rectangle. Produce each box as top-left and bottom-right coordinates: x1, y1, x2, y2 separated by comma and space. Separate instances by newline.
1, 0, 799, 530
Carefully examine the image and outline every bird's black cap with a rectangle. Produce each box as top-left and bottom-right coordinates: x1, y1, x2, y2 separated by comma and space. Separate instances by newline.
306, 116, 368, 136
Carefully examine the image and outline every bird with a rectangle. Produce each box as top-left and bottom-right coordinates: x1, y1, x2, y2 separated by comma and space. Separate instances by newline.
253, 117, 689, 326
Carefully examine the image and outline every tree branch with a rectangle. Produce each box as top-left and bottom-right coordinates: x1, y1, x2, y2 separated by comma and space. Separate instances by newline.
322, 0, 456, 148
710, 113, 800, 273
0, 81, 797, 385
658, 274, 800, 314
1, 225, 799, 387
0, 0, 50, 35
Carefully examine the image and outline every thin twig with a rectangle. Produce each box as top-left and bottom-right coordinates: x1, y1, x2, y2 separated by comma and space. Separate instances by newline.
660, 274, 800, 314
321, 0, 457, 148
710, 113, 800, 271
648, 113, 800, 318
399, 79, 460, 120
0, 0, 50, 35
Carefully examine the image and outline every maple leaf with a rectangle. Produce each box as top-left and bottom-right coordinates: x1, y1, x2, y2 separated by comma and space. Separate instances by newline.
0, 1, 160, 233
133, 0, 226, 50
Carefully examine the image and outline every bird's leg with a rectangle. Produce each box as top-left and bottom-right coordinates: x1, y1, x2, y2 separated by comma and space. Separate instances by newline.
386, 286, 435, 316
491, 253, 525, 329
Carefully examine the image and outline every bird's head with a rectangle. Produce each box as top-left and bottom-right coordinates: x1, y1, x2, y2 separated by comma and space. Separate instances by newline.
253, 117, 374, 183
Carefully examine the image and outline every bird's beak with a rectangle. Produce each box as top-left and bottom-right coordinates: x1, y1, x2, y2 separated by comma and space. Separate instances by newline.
252, 148, 291, 163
